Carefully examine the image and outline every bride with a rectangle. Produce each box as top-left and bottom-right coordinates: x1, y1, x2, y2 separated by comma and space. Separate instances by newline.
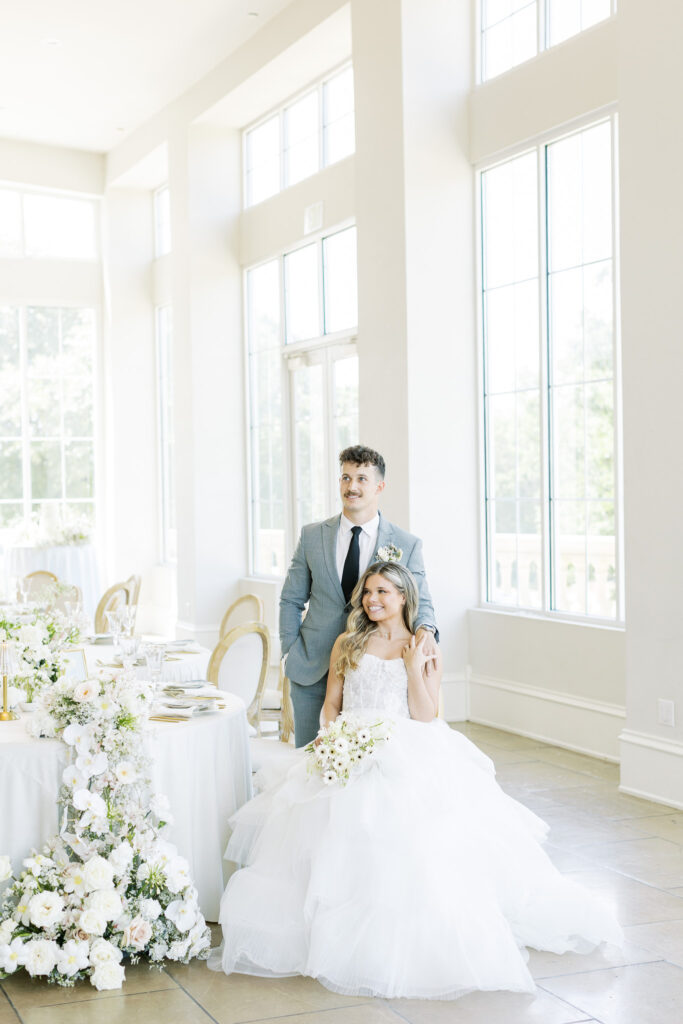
210, 561, 622, 999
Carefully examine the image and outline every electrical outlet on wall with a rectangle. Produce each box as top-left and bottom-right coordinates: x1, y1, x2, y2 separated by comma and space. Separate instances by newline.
657, 699, 676, 727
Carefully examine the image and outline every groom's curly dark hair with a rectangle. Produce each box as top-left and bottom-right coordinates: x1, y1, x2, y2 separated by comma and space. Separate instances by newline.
338, 445, 386, 479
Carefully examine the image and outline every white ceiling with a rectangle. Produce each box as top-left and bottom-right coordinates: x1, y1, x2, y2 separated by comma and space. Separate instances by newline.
0, 0, 295, 154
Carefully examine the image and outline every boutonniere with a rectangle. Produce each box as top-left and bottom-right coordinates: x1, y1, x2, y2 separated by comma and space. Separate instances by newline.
377, 543, 403, 563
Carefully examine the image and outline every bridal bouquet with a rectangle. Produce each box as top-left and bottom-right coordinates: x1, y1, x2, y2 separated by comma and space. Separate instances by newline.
0, 670, 211, 989
0, 610, 79, 703
306, 714, 392, 786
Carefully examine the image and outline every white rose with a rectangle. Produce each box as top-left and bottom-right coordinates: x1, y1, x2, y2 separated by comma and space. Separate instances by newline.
20, 938, 59, 977
27, 891, 65, 929
56, 938, 90, 977
90, 961, 125, 990
0, 918, 15, 945
149, 794, 170, 818
108, 842, 133, 874
82, 855, 114, 892
165, 899, 197, 933
0, 937, 24, 973
78, 908, 107, 936
86, 890, 122, 922
88, 937, 123, 965
72, 680, 97, 702
0, 855, 12, 882
140, 898, 162, 921
168, 937, 190, 960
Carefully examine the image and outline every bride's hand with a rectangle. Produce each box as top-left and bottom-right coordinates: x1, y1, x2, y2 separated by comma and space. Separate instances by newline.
402, 634, 429, 674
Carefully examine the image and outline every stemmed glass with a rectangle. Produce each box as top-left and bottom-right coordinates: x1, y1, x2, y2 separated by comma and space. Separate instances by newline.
17, 577, 30, 606
105, 608, 125, 657
119, 605, 137, 638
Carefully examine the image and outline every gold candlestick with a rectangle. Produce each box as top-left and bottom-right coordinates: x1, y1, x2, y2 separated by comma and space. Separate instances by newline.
0, 641, 18, 722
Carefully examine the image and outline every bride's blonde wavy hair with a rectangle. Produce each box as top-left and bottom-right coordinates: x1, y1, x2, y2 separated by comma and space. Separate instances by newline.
335, 561, 419, 679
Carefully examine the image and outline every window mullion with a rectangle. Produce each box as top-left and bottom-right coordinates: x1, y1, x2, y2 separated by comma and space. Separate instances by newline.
19, 306, 31, 522
539, 143, 552, 614
611, 113, 624, 622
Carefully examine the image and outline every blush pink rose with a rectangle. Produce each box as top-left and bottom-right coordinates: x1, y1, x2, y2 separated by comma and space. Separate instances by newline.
122, 916, 152, 950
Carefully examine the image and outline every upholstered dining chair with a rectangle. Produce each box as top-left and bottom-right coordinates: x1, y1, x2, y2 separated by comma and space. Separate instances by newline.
94, 574, 141, 633
219, 593, 265, 639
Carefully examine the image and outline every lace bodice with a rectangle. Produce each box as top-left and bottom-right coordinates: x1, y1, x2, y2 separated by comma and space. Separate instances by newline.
342, 653, 410, 719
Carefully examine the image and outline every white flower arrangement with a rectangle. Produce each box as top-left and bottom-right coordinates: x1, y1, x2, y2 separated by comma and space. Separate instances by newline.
0, 670, 211, 989
376, 544, 403, 563
0, 609, 79, 703
305, 714, 392, 786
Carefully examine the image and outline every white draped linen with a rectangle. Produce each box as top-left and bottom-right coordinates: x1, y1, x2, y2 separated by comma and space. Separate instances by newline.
0, 695, 252, 921
5, 543, 101, 619
80, 644, 211, 685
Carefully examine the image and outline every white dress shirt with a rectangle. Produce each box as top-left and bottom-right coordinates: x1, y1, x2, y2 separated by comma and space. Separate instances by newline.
335, 513, 380, 582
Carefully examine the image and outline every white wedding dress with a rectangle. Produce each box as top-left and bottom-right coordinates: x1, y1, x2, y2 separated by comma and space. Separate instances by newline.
210, 654, 622, 999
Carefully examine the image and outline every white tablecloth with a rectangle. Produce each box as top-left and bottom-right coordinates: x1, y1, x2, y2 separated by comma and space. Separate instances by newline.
0, 695, 252, 921
80, 644, 211, 684
5, 544, 101, 620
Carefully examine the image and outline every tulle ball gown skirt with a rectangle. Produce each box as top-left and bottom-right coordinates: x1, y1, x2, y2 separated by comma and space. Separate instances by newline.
210, 717, 622, 1000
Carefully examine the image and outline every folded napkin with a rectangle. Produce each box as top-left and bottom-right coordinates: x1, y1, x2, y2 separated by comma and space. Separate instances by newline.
163, 684, 218, 699
152, 703, 195, 719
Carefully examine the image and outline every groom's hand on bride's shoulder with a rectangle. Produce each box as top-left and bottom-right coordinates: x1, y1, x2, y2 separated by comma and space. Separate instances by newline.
415, 628, 438, 676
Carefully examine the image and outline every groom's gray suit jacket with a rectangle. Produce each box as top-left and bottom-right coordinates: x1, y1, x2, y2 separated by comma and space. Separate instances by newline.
279, 512, 437, 686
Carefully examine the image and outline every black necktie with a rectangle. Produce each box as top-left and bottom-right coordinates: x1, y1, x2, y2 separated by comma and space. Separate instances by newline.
341, 526, 362, 604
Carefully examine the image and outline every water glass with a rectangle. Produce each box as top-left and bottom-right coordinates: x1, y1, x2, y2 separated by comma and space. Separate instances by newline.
119, 634, 140, 671
144, 644, 165, 687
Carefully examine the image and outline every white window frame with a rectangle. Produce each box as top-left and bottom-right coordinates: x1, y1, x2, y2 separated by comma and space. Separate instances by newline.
476, 107, 624, 626
477, 0, 618, 86
242, 61, 354, 210
0, 303, 100, 539
0, 182, 100, 263
244, 221, 359, 579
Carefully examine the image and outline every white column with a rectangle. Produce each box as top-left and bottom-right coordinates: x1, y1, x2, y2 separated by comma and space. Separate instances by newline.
618, 0, 683, 806
169, 123, 247, 644
352, 0, 476, 698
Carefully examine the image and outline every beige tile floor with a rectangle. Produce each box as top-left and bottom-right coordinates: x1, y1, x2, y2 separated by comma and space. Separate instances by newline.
2, 722, 683, 1024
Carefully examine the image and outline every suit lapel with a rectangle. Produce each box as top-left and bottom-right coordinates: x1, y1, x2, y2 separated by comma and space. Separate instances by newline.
322, 516, 346, 603
371, 513, 393, 563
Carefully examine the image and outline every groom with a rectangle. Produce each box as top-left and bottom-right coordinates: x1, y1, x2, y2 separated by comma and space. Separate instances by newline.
280, 445, 438, 747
